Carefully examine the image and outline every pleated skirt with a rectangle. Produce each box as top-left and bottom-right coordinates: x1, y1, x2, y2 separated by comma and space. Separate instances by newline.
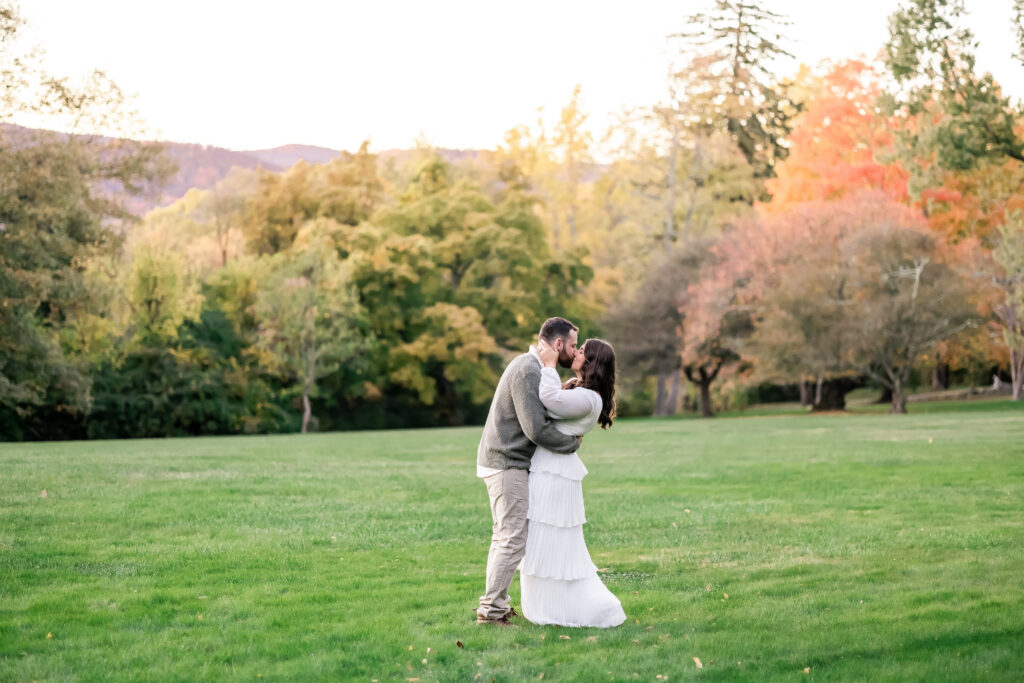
520, 449, 626, 628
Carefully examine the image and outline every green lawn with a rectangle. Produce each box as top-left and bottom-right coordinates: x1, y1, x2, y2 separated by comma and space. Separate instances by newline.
2, 403, 1023, 681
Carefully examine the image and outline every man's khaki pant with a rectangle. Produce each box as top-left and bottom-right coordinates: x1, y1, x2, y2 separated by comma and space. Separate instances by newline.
477, 468, 529, 619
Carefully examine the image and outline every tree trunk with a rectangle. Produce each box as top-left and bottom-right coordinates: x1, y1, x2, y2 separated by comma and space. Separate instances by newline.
874, 385, 893, 404
799, 381, 811, 407
1007, 347, 1022, 400
890, 374, 908, 414
665, 370, 681, 416
684, 365, 719, 418
811, 378, 858, 411
301, 352, 315, 433
301, 391, 312, 433
931, 359, 950, 390
654, 372, 669, 416
698, 368, 714, 418
666, 128, 678, 241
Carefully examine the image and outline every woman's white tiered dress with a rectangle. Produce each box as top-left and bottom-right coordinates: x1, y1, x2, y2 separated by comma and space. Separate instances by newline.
519, 367, 626, 628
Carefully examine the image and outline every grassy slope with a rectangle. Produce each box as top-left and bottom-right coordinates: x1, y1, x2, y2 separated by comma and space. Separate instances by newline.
2, 403, 1022, 681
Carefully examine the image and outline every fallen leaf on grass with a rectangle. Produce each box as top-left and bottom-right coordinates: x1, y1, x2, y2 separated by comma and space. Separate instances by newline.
46, 633, 52, 639
803, 668, 810, 674
723, 593, 728, 599
585, 636, 598, 643
426, 647, 431, 654
421, 658, 427, 664
408, 645, 413, 651
41, 490, 47, 498
693, 657, 703, 669
456, 641, 464, 649
197, 614, 203, 621
559, 635, 571, 640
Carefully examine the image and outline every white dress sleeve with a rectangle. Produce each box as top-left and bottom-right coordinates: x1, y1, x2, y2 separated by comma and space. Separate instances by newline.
538, 367, 598, 420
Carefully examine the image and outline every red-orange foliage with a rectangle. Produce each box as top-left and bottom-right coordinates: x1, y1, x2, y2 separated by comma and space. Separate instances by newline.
922, 159, 1024, 246
764, 60, 909, 212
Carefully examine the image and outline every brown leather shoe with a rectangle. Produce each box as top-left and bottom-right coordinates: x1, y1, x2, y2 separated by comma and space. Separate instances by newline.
476, 613, 515, 627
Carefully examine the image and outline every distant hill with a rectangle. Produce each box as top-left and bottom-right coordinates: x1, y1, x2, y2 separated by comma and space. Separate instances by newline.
245, 144, 342, 168
3, 124, 489, 216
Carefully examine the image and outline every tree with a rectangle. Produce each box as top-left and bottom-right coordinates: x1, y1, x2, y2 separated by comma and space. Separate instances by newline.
693, 193, 976, 413
603, 242, 712, 416
550, 84, 594, 248
336, 157, 591, 425
672, 1, 799, 183
992, 211, 1024, 399
885, 0, 1024, 194
242, 144, 383, 256
845, 213, 978, 413
0, 2, 169, 438
885, 0, 1024, 400
764, 59, 909, 212
253, 225, 365, 433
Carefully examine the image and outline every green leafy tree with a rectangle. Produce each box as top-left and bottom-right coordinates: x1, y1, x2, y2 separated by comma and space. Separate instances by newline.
0, 2, 169, 438
885, 0, 1024, 192
243, 145, 383, 255
253, 226, 366, 433
341, 157, 591, 425
672, 1, 798, 183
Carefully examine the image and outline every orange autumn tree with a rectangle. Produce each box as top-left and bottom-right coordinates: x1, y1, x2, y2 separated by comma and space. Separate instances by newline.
764, 59, 908, 212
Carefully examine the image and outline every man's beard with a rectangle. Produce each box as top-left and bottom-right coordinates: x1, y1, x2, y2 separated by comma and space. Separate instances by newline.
558, 353, 574, 369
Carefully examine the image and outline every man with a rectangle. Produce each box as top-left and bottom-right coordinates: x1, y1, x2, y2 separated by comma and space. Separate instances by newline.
475, 317, 581, 626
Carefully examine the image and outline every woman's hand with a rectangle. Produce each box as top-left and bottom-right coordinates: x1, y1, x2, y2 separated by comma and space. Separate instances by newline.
537, 339, 559, 368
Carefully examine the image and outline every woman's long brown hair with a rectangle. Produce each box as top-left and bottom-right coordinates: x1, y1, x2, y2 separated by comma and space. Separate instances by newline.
563, 338, 616, 429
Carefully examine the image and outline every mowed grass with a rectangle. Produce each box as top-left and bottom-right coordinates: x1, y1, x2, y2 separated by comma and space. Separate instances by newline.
2, 404, 1023, 682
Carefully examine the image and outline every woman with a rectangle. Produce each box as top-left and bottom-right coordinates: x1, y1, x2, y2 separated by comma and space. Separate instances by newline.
520, 338, 626, 628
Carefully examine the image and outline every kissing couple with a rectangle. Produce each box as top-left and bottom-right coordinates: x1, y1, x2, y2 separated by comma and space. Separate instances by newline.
475, 317, 626, 628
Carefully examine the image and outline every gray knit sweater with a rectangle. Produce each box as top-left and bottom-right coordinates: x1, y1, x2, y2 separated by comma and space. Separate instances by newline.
477, 352, 580, 471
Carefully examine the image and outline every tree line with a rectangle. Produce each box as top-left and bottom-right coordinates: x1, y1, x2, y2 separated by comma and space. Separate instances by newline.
2, 0, 1023, 440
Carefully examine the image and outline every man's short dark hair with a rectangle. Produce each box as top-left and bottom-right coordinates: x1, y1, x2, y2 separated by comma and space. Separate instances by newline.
539, 317, 578, 344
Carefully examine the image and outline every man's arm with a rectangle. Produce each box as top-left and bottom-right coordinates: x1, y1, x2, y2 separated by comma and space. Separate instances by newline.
510, 363, 580, 454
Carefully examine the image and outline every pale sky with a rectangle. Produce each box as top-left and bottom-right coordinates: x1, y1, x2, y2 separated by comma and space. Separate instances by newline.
13, 0, 1024, 153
